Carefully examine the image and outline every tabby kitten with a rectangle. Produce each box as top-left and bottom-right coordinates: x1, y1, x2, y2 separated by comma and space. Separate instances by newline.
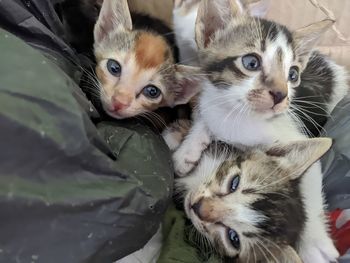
164, 121, 337, 262
173, 0, 348, 175
93, 0, 202, 119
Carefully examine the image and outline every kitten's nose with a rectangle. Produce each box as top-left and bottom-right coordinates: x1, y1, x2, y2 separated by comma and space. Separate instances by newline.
113, 101, 128, 111
269, 91, 287, 105
191, 198, 203, 219
112, 96, 130, 111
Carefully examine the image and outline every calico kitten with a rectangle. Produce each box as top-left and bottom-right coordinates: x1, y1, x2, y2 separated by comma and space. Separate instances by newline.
173, 0, 348, 175
164, 121, 336, 262
92, 0, 204, 120
60, 0, 202, 120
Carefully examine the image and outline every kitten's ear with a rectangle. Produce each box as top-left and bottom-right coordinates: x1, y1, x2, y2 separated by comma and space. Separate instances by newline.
244, 0, 270, 18
195, 0, 245, 49
266, 138, 332, 179
171, 65, 204, 106
293, 19, 334, 68
94, 0, 133, 43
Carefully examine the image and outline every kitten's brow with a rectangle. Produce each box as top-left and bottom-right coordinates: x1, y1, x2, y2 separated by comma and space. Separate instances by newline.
205, 56, 247, 80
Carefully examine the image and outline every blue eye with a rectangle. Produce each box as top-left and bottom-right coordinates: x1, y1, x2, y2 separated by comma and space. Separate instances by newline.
107, 59, 122, 76
289, 66, 299, 83
142, 85, 161, 99
230, 175, 240, 192
242, 54, 261, 71
228, 229, 240, 250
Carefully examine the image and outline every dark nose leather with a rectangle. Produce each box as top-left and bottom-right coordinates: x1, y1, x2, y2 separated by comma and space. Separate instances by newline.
269, 91, 287, 105
191, 198, 203, 219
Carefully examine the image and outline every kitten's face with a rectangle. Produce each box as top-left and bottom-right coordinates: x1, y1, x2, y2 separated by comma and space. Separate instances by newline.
179, 148, 303, 260
196, 0, 333, 120
200, 18, 298, 119
95, 31, 176, 119
176, 138, 332, 262
94, 0, 202, 119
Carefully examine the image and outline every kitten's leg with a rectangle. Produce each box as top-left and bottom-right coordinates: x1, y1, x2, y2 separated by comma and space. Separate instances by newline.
172, 119, 211, 176
162, 119, 192, 151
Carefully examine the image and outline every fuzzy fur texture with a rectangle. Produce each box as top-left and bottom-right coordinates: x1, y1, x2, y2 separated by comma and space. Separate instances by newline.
173, 0, 270, 66
93, 0, 203, 119
171, 0, 347, 261
164, 121, 336, 262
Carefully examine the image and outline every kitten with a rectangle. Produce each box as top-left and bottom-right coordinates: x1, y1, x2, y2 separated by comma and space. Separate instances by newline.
62, 0, 203, 120
164, 121, 337, 262
173, 0, 348, 136
93, 0, 206, 120
172, 0, 348, 175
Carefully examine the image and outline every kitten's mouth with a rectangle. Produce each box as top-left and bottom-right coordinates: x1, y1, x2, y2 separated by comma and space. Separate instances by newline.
103, 104, 128, 119
250, 100, 289, 115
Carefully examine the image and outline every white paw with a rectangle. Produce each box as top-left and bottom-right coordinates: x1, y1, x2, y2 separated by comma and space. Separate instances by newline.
173, 144, 203, 176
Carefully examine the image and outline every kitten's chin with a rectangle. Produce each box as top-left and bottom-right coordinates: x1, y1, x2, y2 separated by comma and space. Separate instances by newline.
250, 104, 289, 119
106, 110, 127, 119
252, 108, 287, 120
102, 104, 130, 119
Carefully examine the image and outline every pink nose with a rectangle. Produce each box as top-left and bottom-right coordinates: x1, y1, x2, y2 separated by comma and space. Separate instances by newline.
112, 97, 129, 111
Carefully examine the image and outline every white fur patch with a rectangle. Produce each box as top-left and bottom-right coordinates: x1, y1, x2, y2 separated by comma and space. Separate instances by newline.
173, 4, 199, 65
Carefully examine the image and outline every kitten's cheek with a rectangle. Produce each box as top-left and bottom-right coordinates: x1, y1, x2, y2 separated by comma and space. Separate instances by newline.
100, 98, 114, 113
249, 99, 274, 111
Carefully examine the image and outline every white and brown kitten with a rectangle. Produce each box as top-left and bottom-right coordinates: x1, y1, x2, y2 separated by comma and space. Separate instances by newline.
164, 121, 337, 262
173, 0, 348, 136
172, 0, 348, 175
93, 0, 202, 119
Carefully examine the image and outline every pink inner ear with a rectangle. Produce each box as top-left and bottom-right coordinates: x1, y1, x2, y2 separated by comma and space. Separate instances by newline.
204, 26, 217, 48
95, 18, 111, 42
200, 0, 234, 48
175, 78, 200, 105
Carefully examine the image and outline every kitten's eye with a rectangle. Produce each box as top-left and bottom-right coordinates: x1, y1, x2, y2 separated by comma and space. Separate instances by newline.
289, 66, 299, 83
230, 175, 240, 192
142, 85, 161, 99
228, 229, 240, 250
107, 59, 122, 76
242, 54, 261, 71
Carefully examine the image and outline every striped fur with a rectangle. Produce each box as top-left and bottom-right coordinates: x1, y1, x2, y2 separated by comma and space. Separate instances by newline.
163, 122, 333, 262
172, 0, 345, 262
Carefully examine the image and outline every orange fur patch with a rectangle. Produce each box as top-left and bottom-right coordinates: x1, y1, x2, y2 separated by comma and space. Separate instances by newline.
95, 66, 107, 85
134, 33, 168, 70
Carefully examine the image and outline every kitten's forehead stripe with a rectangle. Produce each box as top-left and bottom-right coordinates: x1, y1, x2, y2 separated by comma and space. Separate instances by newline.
134, 32, 169, 70
277, 47, 284, 64
258, 19, 293, 51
